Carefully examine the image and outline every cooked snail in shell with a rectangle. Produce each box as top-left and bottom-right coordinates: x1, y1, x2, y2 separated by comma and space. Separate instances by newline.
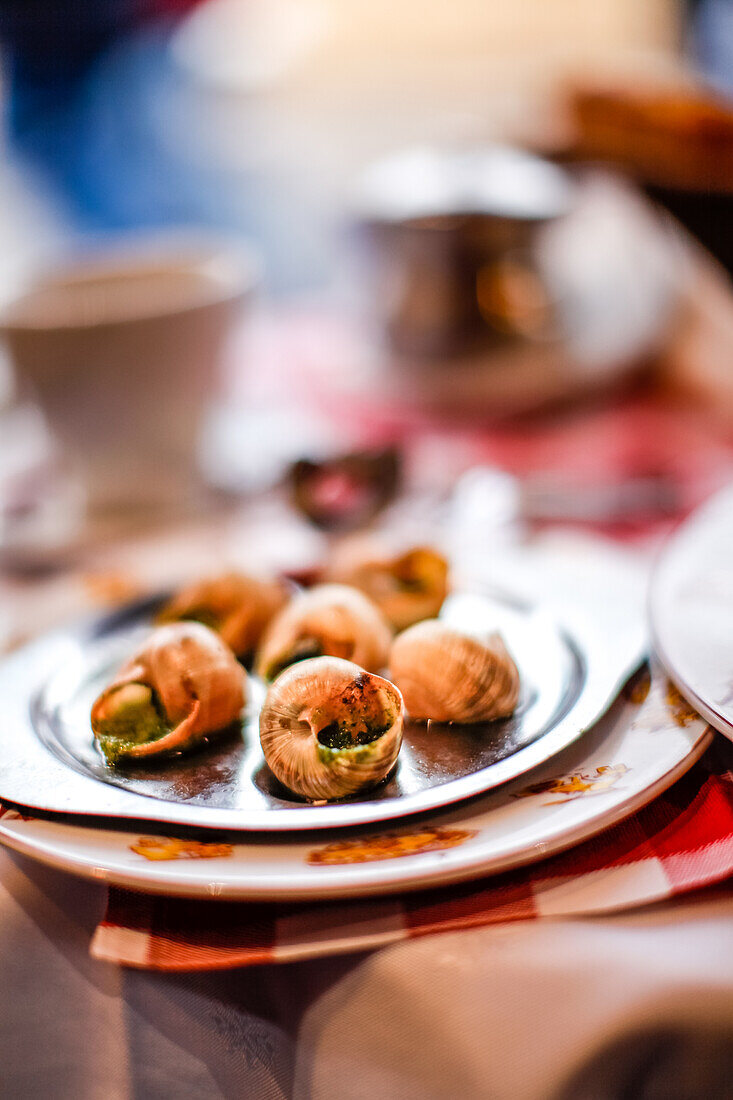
157, 571, 287, 659
91, 622, 246, 764
259, 656, 403, 800
255, 584, 392, 681
328, 543, 449, 631
389, 620, 520, 723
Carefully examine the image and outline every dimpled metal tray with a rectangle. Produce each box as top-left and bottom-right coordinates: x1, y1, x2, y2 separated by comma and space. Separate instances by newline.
0, 588, 641, 831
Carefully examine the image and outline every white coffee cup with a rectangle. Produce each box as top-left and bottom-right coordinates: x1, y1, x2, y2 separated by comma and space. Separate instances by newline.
0, 238, 257, 514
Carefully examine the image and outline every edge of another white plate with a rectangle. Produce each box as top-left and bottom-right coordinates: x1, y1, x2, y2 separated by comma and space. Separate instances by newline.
650, 484, 733, 742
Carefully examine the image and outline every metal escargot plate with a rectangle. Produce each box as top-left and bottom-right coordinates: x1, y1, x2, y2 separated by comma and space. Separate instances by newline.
0, 663, 711, 900
0, 587, 644, 832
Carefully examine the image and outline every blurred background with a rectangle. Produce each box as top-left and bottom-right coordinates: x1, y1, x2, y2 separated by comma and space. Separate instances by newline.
0, 0, 695, 290
0, 0, 731, 589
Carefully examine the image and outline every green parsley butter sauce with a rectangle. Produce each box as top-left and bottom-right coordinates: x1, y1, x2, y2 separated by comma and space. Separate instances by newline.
93, 683, 170, 764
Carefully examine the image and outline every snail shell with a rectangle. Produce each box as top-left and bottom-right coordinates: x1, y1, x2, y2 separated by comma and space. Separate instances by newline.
328, 542, 449, 631
91, 622, 246, 763
157, 571, 287, 658
389, 620, 519, 722
259, 656, 403, 800
255, 584, 392, 681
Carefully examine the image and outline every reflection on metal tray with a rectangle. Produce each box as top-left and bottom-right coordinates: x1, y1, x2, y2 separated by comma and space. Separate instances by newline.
0, 589, 640, 832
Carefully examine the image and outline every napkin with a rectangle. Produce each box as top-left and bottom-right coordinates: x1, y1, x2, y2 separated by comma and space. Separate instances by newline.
90, 735, 733, 971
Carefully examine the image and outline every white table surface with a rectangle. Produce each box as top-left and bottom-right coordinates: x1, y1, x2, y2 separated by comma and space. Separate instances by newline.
2, 844, 732, 1100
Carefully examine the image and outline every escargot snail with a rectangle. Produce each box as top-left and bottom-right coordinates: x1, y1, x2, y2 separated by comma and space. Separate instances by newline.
389, 619, 520, 723
259, 656, 403, 800
255, 584, 392, 681
91, 622, 246, 765
327, 542, 449, 632
157, 571, 287, 660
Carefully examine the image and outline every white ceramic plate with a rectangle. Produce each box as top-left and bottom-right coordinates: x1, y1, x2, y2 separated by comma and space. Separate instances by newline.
650, 484, 733, 742
0, 664, 711, 900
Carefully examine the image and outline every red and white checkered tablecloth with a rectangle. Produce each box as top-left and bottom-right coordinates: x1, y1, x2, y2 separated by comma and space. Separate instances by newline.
88, 736, 733, 971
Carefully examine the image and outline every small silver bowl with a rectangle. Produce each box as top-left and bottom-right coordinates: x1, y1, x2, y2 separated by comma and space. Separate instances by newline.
353, 145, 574, 358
